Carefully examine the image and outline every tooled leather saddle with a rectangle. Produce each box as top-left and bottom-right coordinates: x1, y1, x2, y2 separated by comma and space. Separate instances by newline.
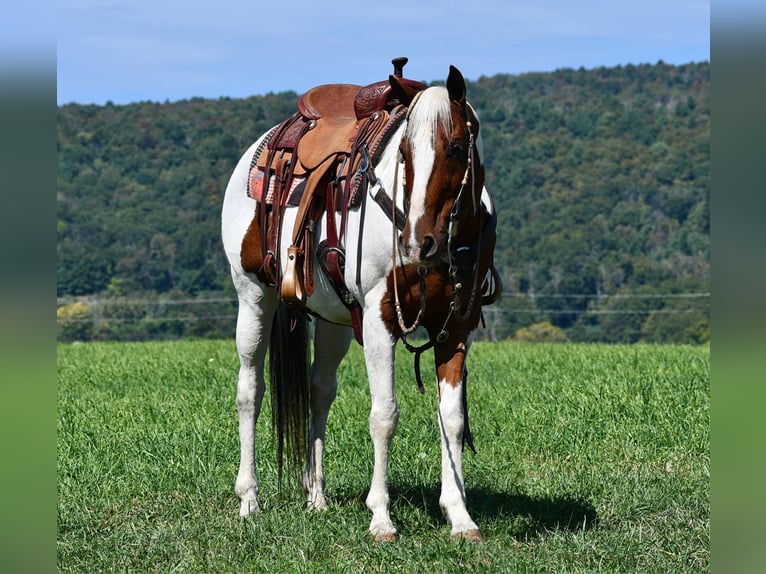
240, 57, 426, 343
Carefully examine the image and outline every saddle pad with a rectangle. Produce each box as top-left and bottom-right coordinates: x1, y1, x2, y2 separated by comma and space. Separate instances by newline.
249, 165, 306, 206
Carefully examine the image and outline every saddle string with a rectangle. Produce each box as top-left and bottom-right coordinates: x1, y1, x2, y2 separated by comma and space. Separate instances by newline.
341, 114, 381, 242
260, 117, 313, 287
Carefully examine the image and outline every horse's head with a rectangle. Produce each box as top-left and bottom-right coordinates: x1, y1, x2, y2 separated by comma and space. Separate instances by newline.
391, 65, 485, 268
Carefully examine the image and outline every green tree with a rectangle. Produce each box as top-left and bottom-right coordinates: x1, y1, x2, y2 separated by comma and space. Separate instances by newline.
513, 321, 568, 343
57, 302, 94, 342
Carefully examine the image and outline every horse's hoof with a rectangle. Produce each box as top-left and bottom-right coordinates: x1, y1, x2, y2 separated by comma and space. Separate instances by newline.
373, 532, 399, 543
452, 529, 484, 543
306, 499, 329, 512
239, 499, 260, 517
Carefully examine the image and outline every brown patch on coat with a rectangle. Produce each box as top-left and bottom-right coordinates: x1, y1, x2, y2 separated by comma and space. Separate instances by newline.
240, 204, 274, 286
379, 200, 496, 390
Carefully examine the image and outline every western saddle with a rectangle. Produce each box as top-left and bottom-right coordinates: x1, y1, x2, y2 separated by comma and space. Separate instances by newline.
241, 58, 426, 343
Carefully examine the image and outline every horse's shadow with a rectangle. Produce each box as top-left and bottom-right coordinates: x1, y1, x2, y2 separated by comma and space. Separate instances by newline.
464, 486, 598, 539
335, 484, 598, 540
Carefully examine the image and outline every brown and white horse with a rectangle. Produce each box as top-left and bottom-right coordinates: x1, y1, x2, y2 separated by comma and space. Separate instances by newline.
221, 65, 498, 541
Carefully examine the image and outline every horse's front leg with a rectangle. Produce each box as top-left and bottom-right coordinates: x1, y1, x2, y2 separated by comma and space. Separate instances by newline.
303, 321, 353, 510
363, 305, 400, 541
434, 336, 483, 541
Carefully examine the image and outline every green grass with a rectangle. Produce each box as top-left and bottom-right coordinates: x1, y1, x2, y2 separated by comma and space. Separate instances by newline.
57, 339, 709, 573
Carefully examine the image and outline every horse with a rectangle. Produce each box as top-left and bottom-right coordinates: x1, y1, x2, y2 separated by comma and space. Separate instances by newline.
221, 62, 500, 542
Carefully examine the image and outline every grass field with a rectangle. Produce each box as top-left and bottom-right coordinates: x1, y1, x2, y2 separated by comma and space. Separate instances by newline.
57, 339, 709, 573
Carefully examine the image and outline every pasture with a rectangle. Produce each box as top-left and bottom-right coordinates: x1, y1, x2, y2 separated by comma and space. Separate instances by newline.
57, 339, 708, 572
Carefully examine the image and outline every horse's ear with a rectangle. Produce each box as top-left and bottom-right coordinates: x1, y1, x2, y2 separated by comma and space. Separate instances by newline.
389, 74, 420, 107
446, 65, 466, 104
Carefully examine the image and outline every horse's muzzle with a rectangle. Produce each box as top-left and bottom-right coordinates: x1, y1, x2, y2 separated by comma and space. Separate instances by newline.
399, 232, 440, 267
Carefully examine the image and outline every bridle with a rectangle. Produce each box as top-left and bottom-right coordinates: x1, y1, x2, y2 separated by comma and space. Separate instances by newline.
444, 112, 482, 327
390, 93, 484, 344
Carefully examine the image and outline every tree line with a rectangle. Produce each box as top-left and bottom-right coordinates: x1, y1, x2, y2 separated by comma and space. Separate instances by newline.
57, 60, 709, 343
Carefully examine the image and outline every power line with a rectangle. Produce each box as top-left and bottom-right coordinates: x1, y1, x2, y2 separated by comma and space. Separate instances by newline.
488, 308, 707, 315
57, 292, 711, 307
56, 292, 709, 326
56, 296, 237, 306
58, 307, 709, 322
500, 292, 710, 299
58, 315, 238, 324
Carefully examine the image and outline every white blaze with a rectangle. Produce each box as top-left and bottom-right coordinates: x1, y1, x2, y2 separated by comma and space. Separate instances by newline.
403, 87, 453, 253
406, 132, 435, 250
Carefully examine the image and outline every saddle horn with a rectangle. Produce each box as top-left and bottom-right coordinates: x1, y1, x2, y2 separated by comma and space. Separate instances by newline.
392, 57, 408, 78
388, 56, 426, 108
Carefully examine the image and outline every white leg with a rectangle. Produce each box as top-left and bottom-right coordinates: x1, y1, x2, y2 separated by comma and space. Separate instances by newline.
362, 301, 399, 541
233, 276, 277, 517
434, 339, 483, 541
303, 321, 353, 510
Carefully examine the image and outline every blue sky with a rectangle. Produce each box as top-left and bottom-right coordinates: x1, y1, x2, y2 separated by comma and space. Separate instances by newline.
55, 0, 711, 106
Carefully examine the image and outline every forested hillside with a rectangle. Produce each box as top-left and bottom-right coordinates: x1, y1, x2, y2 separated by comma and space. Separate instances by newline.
57, 61, 709, 343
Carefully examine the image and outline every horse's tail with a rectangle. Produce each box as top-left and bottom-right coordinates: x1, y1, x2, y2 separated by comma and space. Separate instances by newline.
269, 302, 310, 486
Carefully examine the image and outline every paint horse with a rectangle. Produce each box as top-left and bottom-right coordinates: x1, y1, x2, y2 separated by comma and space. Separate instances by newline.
221, 61, 500, 542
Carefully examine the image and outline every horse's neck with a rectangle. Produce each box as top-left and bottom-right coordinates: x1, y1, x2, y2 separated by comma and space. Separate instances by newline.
376, 126, 407, 204
342, 126, 407, 300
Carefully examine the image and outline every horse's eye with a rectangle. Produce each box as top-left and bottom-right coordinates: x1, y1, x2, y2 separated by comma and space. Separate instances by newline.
447, 142, 466, 159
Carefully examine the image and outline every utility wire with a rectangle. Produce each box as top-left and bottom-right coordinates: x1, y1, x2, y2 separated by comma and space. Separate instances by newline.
500, 292, 710, 299
57, 292, 710, 306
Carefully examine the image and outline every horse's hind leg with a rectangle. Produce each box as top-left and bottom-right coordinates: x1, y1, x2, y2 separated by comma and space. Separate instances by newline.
303, 321, 352, 510
233, 275, 277, 517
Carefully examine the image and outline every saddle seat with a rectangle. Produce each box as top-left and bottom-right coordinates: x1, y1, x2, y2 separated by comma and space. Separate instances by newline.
298, 83, 361, 122
298, 76, 418, 123
295, 78, 410, 170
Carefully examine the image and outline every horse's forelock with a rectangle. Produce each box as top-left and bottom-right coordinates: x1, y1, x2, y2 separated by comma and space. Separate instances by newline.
404, 87, 453, 144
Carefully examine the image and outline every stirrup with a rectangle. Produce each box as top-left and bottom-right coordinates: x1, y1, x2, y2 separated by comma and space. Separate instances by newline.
281, 245, 306, 308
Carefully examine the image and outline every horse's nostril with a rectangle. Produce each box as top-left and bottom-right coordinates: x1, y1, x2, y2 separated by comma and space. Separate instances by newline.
422, 234, 438, 259
398, 233, 408, 255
